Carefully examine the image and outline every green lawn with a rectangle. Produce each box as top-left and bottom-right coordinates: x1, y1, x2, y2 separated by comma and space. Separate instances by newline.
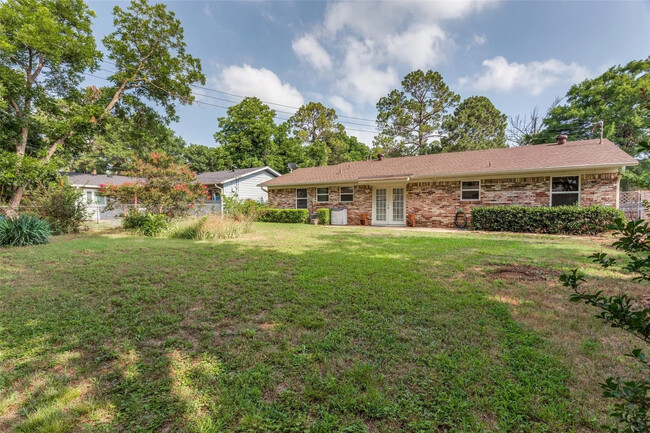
0, 223, 645, 432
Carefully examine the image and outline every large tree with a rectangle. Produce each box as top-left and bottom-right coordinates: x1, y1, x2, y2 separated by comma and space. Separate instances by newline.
375, 70, 460, 156
535, 57, 649, 149
0, 0, 204, 213
442, 96, 507, 152
182, 143, 229, 173
288, 102, 369, 166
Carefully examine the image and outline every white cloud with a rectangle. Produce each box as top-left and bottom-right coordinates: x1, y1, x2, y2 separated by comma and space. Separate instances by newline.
385, 25, 447, 69
336, 39, 398, 105
218, 64, 304, 109
467, 33, 487, 49
458, 56, 590, 95
292, 34, 332, 71
329, 95, 354, 116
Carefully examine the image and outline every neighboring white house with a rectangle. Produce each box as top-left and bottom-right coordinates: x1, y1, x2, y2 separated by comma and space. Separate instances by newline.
67, 166, 280, 220
197, 166, 280, 212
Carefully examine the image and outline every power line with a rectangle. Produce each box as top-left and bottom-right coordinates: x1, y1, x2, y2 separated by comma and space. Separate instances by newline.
97, 61, 378, 124
83, 72, 379, 134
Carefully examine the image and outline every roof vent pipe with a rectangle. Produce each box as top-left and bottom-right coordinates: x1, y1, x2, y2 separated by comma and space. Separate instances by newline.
377, 153, 384, 161
556, 134, 568, 145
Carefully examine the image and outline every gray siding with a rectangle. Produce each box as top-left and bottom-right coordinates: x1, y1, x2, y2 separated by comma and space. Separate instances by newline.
223, 170, 275, 202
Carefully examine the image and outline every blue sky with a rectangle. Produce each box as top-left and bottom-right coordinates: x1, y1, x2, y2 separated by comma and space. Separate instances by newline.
86, 0, 650, 147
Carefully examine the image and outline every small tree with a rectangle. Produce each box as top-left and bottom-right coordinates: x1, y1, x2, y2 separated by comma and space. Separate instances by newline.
561, 217, 649, 432
26, 178, 89, 234
101, 152, 208, 217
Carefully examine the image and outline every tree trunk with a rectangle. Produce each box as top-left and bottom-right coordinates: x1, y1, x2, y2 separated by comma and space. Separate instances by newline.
5, 186, 24, 217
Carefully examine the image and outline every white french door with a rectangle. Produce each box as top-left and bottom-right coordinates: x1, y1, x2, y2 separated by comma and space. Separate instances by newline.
372, 186, 406, 226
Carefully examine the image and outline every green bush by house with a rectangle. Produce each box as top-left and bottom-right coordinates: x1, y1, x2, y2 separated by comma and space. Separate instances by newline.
258, 209, 310, 224
316, 208, 330, 225
0, 214, 51, 247
471, 205, 624, 235
123, 210, 168, 237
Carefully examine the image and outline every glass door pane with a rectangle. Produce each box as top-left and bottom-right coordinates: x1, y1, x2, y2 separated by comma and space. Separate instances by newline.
392, 188, 404, 222
375, 189, 387, 221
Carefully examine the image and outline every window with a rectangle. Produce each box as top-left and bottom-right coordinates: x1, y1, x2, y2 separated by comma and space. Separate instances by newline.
317, 187, 329, 203
86, 191, 93, 204
551, 176, 579, 206
296, 188, 308, 209
340, 186, 354, 202
95, 194, 106, 206
461, 181, 480, 201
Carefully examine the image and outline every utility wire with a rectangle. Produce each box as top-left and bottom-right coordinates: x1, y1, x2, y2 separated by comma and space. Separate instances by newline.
97, 61, 378, 123
83, 72, 379, 134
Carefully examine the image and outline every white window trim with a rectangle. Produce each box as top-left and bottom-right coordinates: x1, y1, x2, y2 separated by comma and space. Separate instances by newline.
550, 176, 581, 207
340, 186, 354, 202
316, 187, 329, 203
296, 188, 308, 209
460, 180, 481, 202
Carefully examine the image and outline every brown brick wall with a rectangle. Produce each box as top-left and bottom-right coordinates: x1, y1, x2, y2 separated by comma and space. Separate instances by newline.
267, 172, 620, 228
267, 185, 372, 225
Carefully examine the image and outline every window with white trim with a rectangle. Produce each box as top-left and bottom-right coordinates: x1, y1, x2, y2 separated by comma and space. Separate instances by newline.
296, 188, 308, 209
340, 186, 354, 202
551, 176, 579, 206
317, 187, 329, 203
461, 181, 480, 201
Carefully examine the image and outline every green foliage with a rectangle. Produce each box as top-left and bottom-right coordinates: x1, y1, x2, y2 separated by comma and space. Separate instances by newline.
375, 70, 460, 156
26, 179, 89, 234
288, 102, 370, 166
537, 57, 649, 150
0, 214, 50, 247
561, 217, 650, 431
471, 205, 624, 235
223, 195, 268, 221
101, 152, 208, 217
442, 96, 507, 152
122, 210, 168, 236
182, 143, 228, 173
316, 208, 330, 225
102, 0, 205, 122
258, 209, 310, 224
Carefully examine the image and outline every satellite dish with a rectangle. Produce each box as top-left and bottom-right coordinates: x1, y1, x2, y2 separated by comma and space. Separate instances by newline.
287, 162, 298, 172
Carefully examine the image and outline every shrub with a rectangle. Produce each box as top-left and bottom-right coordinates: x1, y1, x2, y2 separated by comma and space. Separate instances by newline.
258, 209, 309, 224
27, 179, 88, 234
122, 210, 168, 236
561, 217, 650, 431
165, 214, 252, 240
316, 208, 330, 225
224, 195, 268, 220
0, 214, 51, 247
471, 205, 624, 235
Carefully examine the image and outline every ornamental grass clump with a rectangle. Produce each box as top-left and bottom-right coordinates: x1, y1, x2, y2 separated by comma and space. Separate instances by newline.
0, 214, 51, 247
165, 214, 253, 240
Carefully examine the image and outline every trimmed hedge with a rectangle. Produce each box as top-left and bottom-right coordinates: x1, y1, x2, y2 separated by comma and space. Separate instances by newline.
258, 209, 310, 224
316, 208, 331, 225
471, 205, 625, 235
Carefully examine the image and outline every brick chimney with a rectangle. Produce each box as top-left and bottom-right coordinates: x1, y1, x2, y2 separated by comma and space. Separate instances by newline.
377, 153, 384, 161
556, 134, 568, 145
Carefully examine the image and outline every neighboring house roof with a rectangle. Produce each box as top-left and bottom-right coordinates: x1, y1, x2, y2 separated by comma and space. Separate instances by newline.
261, 139, 639, 187
67, 173, 141, 188
196, 166, 280, 185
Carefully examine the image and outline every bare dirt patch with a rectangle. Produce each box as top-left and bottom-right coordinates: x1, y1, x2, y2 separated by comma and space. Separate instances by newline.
490, 264, 558, 282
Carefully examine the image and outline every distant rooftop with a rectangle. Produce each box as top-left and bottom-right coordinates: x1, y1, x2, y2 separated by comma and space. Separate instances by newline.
196, 166, 279, 185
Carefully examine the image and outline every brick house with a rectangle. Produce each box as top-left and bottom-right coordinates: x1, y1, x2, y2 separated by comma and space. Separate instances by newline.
260, 137, 639, 228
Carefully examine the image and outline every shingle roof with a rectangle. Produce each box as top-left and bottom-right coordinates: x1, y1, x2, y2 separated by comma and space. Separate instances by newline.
261, 139, 638, 187
67, 173, 140, 187
196, 166, 279, 185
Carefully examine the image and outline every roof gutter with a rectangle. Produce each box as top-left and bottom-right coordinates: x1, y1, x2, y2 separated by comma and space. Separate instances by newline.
261, 161, 637, 188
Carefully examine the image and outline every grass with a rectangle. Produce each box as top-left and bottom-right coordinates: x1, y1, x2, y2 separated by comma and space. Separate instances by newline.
0, 223, 646, 432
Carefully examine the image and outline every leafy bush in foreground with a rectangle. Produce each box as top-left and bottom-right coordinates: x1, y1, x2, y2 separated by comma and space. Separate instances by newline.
471, 205, 624, 235
562, 217, 649, 432
28, 179, 89, 234
123, 210, 168, 237
258, 209, 309, 224
0, 214, 51, 247
316, 208, 331, 225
